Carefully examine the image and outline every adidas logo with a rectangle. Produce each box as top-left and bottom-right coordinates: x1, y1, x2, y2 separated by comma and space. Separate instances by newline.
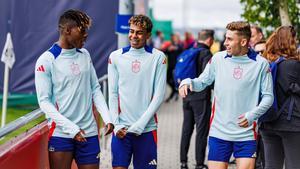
49, 146, 55, 152
148, 159, 157, 166
96, 152, 100, 159
37, 65, 45, 72
251, 152, 257, 158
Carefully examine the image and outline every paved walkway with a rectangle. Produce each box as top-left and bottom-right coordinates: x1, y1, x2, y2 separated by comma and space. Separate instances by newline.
99, 96, 236, 169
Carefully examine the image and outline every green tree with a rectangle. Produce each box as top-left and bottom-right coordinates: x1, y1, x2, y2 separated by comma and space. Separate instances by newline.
240, 0, 300, 37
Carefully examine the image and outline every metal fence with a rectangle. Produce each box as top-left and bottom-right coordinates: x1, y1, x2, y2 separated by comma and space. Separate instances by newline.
0, 74, 109, 139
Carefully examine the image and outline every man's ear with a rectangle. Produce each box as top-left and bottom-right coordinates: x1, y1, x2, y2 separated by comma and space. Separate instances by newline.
209, 37, 214, 46
259, 33, 263, 40
146, 32, 151, 40
62, 26, 72, 35
240, 38, 248, 47
66, 27, 72, 35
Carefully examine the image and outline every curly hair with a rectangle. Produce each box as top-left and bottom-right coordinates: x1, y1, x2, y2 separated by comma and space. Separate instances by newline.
226, 21, 251, 40
263, 26, 300, 62
59, 9, 91, 33
128, 15, 153, 33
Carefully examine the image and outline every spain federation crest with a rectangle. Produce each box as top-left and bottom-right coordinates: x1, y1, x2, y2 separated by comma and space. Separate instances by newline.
132, 60, 141, 73
70, 62, 81, 75
233, 66, 243, 79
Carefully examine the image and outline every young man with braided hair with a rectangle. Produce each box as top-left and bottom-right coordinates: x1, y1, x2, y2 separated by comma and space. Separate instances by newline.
35, 9, 113, 169
108, 15, 167, 169
179, 21, 274, 169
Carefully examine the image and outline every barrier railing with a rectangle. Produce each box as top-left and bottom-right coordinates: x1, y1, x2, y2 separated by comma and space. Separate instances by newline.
0, 74, 109, 140
0, 109, 43, 138
0, 74, 109, 169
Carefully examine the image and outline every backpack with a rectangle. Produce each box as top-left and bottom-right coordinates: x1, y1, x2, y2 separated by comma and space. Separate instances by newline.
259, 57, 295, 123
174, 47, 204, 87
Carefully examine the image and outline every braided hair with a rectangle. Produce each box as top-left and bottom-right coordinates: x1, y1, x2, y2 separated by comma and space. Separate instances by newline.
58, 9, 91, 33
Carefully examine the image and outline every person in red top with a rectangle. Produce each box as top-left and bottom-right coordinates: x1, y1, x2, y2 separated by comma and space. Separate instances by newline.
183, 31, 195, 49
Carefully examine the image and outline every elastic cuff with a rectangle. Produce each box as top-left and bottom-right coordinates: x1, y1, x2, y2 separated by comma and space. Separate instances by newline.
113, 125, 126, 134
70, 128, 80, 139
179, 78, 191, 88
245, 113, 254, 125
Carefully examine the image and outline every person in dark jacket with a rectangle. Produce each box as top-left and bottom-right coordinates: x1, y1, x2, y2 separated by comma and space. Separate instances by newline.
163, 33, 183, 102
260, 25, 300, 169
180, 29, 214, 169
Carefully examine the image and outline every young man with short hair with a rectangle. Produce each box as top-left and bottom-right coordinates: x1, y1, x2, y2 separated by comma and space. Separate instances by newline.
179, 21, 274, 169
35, 9, 114, 169
108, 15, 167, 169
250, 25, 264, 48
254, 40, 266, 55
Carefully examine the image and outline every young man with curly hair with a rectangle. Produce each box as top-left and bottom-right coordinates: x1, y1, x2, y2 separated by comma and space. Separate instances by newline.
108, 15, 167, 169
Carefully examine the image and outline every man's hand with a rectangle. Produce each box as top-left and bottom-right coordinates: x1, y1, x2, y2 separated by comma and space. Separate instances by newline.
116, 127, 127, 139
74, 129, 87, 142
127, 124, 143, 136
238, 114, 249, 128
179, 84, 192, 98
104, 123, 114, 136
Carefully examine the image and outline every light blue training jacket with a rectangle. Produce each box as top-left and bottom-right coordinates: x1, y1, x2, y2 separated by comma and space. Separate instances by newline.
35, 44, 112, 138
108, 46, 167, 135
180, 49, 274, 141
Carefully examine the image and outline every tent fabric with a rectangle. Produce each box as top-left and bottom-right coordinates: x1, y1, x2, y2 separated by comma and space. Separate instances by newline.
149, 9, 173, 41
0, 0, 118, 93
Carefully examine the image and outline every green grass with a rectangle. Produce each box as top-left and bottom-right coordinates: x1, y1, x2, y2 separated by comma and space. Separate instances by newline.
0, 106, 45, 145
0, 105, 106, 145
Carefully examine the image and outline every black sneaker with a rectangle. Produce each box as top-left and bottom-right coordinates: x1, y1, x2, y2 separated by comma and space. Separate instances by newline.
181, 163, 188, 169
195, 164, 208, 169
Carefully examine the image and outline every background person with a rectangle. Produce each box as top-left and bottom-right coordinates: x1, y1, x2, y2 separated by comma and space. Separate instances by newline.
260, 25, 300, 169
250, 25, 264, 48
162, 33, 183, 102
180, 29, 214, 169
